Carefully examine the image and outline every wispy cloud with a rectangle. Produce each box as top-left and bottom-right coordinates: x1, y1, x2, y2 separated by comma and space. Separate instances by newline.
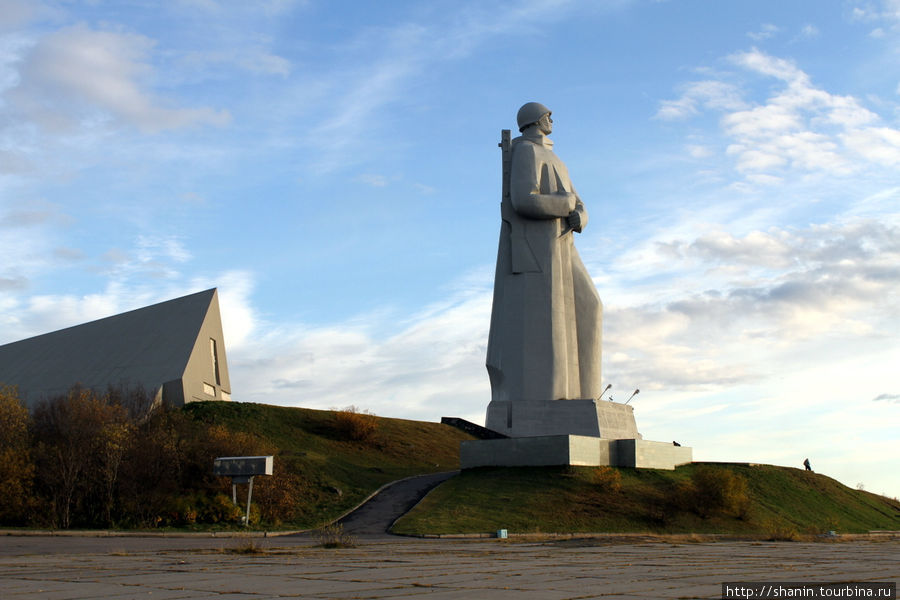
797, 24, 820, 39
6, 24, 230, 133
747, 23, 779, 41
873, 393, 900, 403
852, 0, 900, 23
301, 0, 595, 173
356, 173, 389, 188
656, 80, 747, 120
180, 48, 291, 77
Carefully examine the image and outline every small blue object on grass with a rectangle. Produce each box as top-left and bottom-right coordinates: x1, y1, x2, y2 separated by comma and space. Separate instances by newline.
497, 529, 508, 539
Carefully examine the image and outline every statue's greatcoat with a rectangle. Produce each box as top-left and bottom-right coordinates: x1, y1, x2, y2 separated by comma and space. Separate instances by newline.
486, 130, 603, 404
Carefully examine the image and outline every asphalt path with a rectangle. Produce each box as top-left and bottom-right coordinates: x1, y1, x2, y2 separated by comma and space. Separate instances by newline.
333, 470, 458, 535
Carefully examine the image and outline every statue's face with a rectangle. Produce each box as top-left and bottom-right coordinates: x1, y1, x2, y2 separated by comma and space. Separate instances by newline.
538, 112, 553, 135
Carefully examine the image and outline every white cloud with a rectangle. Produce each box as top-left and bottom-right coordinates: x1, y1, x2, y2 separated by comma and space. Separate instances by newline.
744, 173, 783, 186
721, 103, 802, 137
873, 393, 900, 403
230, 282, 492, 423
199, 271, 257, 350
260, 0, 308, 16
656, 80, 746, 120
685, 144, 712, 158
0, 200, 74, 296
356, 173, 389, 187
600, 217, 900, 393
798, 24, 820, 39
7, 24, 230, 133
887, 0, 900, 19
0, 203, 68, 228
176, 0, 307, 16
0, 276, 27, 291
212, 213, 900, 430
732, 48, 805, 82
747, 23, 779, 41
0, 0, 59, 31
841, 127, 900, 165
659, 49, 900, 182
135, 235, 192, 264
854, 0, 900, 22
683, 229, 796, 268
177, 0, 220, 11
0, 150, 32, 174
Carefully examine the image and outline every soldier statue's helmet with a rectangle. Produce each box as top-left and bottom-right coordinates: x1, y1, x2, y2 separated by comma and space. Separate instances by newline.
517, 102, 551, 132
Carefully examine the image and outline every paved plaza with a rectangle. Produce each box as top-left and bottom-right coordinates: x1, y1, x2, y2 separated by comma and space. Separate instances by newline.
0, 534, 897, 599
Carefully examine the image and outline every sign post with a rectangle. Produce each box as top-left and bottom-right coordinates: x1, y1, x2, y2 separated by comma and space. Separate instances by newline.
213, 456, 274, 526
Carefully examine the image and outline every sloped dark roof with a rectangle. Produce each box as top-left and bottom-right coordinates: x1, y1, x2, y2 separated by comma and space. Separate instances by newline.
0, 289, 216, 406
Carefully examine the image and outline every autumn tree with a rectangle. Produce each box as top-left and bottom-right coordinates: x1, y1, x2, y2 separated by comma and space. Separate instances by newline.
117, 405, 190, 527
32, 386, 132, 528
0, 385, 35, 524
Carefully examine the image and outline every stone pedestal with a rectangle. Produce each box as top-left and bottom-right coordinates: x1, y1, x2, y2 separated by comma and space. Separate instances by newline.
485, 399, 641, 439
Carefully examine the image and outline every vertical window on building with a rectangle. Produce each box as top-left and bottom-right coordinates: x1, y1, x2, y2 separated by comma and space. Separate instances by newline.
210, 338, 221, 385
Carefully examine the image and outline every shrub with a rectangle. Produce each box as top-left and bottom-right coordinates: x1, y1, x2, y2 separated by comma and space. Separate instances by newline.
591, 466, 622, 493
317, 523, 356, 548
228, 536, 267, 554
689, 466, 751, 519
333, 406, 378, 443
252, 465, 305, 525
199, 493, 243, 524
765, 520, 800, 541
163, 492, 247, 527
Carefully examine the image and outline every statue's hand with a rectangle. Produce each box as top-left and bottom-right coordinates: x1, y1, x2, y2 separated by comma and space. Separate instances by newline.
567, 210, 583, 233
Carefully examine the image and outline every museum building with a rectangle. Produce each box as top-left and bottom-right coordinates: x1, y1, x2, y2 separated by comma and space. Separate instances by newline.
0, 288, 232, 409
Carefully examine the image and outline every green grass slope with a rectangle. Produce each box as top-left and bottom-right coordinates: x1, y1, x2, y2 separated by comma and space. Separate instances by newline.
182, 402, 474, 528
392, 463, 900, 536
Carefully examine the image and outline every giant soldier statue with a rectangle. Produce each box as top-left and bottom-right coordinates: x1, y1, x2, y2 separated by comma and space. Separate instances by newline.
485, 103, 636, 439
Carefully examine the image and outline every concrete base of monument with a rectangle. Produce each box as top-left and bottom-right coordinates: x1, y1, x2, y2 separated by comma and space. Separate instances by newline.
485, 399, 642, 439
460, 435, 693, 470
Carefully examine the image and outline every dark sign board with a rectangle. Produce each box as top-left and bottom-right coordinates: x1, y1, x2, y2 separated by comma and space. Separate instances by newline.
213, 456, 274, 477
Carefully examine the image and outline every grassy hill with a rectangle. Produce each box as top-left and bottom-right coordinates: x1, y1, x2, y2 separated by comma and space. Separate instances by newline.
182, 401, 474, 528
178, 403, 898, 536
392, 463, 900, 537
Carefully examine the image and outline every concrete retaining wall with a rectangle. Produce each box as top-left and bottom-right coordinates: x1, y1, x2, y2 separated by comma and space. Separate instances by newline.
461, 435, 692, 470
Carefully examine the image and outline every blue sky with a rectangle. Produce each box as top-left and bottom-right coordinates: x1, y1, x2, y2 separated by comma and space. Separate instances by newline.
1, 0, 899, 499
